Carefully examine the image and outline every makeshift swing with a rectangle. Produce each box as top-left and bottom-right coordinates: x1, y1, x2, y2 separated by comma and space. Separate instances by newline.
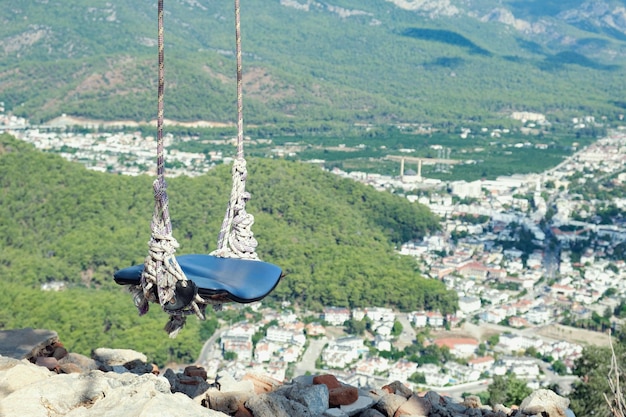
114, 0, 282, 337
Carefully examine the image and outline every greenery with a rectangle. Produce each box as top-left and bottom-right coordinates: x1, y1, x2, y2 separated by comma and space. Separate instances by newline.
487, 374, 533, 406
569, 341, 626, 417
1, 1, 626, 127
0, 133, 454, 363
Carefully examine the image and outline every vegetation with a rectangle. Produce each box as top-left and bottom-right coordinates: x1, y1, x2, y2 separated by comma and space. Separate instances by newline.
1, 1, 626, 126
569, 339, 626, 417
0, 133, 454, 363
486, 374, 533, 407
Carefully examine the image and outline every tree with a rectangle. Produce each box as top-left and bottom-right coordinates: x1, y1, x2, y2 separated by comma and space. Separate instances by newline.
570, 343, 626, 417
392, 320, 403, 337
551, 360, 567, 376
487, 374, 532, 407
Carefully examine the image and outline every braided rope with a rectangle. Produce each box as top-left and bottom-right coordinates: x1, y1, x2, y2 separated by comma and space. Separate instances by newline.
212, 0, 260, 261
132, 0, 211, 337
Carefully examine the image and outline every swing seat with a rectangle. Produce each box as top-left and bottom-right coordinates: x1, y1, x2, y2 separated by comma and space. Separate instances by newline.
114, 254, 283, 304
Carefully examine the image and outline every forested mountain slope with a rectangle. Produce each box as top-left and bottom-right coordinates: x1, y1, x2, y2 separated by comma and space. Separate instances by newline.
0, 133, 450, 362
1, 0, 625, 125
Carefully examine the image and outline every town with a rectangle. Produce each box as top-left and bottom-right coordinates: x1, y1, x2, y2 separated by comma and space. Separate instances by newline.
3, 108, 626, 398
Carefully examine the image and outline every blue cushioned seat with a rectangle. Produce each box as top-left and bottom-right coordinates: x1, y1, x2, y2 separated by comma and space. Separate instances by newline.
114, 254, 282, 304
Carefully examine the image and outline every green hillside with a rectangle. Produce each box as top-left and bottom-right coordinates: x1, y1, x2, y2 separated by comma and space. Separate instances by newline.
0, 133, 451, 363
1, 0, 625, 126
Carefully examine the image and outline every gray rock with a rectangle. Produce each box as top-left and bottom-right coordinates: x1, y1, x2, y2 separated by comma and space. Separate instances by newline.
358, 409, 386, 417
375, 393, 408, 416
288, 383, 329, 415
246, 392, 313, 417
341, 395, 375, 416
92, 347, 147, 366
0, 328, 58, 359
324, 408, 350, 417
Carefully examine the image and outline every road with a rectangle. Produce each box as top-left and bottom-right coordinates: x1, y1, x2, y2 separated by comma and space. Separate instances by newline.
293, 337, 328, 376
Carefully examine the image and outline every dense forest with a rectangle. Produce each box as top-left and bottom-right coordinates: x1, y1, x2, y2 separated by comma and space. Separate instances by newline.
1, 0, 625, 126
0, 133, 452, 363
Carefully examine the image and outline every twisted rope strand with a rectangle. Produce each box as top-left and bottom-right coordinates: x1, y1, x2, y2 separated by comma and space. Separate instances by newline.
213, 0, 260, 261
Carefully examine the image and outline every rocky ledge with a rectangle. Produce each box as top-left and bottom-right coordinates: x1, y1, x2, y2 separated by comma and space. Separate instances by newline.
0, 328, 576, 417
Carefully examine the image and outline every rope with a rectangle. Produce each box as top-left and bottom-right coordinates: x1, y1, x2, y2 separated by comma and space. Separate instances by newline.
131, 0, 211, 337
212, 0, 260, 261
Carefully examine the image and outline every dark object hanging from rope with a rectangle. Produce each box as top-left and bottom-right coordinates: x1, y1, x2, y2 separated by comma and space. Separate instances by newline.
114, 0, 282, 337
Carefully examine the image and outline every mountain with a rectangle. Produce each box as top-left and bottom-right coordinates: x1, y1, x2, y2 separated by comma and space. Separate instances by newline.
1, 0, 625, 126
0, 133, 451, 361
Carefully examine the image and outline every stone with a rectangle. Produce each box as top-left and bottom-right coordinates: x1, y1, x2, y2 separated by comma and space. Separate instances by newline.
520, 389, 570, 417
382, 380, 414, 399
340, 395, 375, 417
92, 347, 147, 366
243, 371, 283, 394
463, 395, 483, 408
52, 345, 69, 360
185, 365, 208, 380
59, 352, 99, 372
59, 362, 83, 374
0, 328, 58, 359
493, 403, 512, 414
124, 358, 155, 375
205, 389, 254, 414
314, 373, 342, 389
330, 385, 359, 406
288, 383, 329, 415
375, 393, 408, 416
35, 355, 59, 372
359, 409, 386, 417
246, 392, 313, 417
324, 407, 350, 417
234, 404, 254, 417
394, 394, 430, 417
216, 371, 255, 392
0, 361, 228, 417
293, 374, 315, 385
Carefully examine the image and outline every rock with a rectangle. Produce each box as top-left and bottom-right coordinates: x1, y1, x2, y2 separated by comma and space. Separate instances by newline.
205, 389, 254, 414
35, 356, 59, 372
0, 356, 52, 393
464, 394, 483, 408
0, 328, 58, 359
330, 385, 359, 406
92, 347, 147, 366
0, 360, 228, 417
124, 358, 156, 375
324, 408, 350, 417
216, 370, 255, 392
375, 393, 408, 416
243, 371, 283, 394
520, 389, 570, 416
246, 392, 313, 417
394, 394, 430, 417
359, 409, 386, 417
314, 373, 342, 389
59, 362, 83, 374
163, 368, 211, 398
234, 404, 254, 417
288, 383, 329, 415
58, 352, 99, 372
340, 395, 375, 416
52, 345, 68, 360
185, 365, 208, 380
382, 380, 413, 399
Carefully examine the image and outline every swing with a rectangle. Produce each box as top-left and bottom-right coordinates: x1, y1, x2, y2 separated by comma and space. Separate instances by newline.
114, 0, 282, 336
